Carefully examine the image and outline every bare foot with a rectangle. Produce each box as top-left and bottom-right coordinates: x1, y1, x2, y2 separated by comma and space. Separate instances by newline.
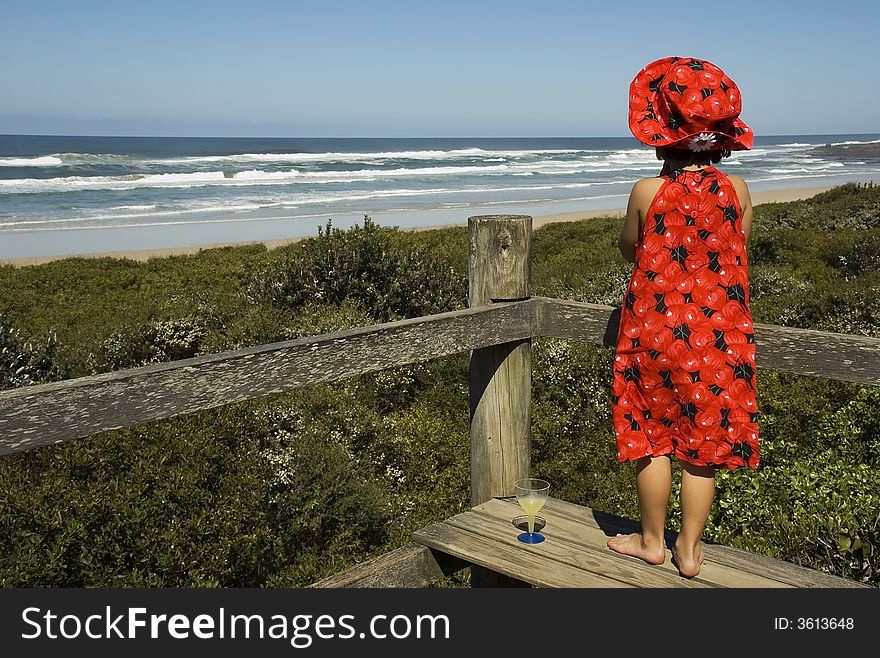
606, 533, 666, 565
671, 543, 704, 578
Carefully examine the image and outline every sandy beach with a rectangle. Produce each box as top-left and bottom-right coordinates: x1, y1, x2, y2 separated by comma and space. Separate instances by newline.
0, 185, 833, 268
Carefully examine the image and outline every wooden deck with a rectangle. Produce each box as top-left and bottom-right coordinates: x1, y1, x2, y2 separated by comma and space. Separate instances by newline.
413, 497, 867, 588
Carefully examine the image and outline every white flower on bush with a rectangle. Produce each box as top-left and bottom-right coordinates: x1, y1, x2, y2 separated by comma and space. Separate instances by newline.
384, 464, 406, 485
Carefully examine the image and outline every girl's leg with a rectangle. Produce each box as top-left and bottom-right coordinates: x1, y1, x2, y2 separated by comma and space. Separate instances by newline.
672, 461, 716, 577
607, 455, 670, 565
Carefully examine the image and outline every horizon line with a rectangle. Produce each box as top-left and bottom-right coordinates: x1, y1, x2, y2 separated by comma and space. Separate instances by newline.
3, 131, 880, 140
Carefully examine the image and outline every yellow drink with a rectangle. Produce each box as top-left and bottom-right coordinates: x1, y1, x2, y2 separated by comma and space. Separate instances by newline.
517, 493, 546, 517
517, 493, 546, 534
514, 478, 550, 542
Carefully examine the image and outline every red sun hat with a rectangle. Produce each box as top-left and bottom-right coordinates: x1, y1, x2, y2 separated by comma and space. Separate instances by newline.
628, 56, 754, 152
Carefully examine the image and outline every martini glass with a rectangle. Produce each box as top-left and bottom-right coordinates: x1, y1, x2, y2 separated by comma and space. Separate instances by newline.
514, 478, 550, 544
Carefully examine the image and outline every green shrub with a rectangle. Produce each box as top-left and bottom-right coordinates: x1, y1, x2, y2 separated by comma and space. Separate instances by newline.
360, 400, 470, 542
282, 299, 377, 339
839, 234, 880, 277
766, 284, 880, 337
0, 248, 271, 377
532, 217, 630, 305
0, 314, 64, 390
748, 234, 782, 265
755, 182, 880, 231
94, 316, 207, 370
541, 262, 632, 307
255, 399, 394, 585
249, 215, 468, 322
751, 369, 863, 467
0, 406, 277, 587
749, 265, 814, 300
0, 392, 394, 587
349, 361, 441, 416
816, 386, 880, 466
707, 456, 879, 585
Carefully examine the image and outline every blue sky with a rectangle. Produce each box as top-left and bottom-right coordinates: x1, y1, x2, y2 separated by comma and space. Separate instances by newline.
2, 0, 878, 138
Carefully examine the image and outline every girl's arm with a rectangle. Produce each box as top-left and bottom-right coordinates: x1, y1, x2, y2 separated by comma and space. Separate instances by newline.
618, 179, 655, 263
729, 174, 753, 244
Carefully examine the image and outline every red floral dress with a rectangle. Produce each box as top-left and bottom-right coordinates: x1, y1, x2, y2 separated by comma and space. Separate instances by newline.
611, 166, 759, 469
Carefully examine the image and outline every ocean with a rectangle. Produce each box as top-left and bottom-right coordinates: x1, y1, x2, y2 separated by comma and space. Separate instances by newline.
2, 134, 879, 260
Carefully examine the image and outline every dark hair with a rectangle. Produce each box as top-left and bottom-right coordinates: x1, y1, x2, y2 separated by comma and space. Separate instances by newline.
655, 146, 731, 165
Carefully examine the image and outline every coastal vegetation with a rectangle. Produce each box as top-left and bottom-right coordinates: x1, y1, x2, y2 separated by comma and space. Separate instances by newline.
1, 183, 879, 588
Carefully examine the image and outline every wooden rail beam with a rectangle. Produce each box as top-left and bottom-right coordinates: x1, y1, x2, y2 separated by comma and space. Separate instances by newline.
535, 296, 880, 386
0, 299, 537, 456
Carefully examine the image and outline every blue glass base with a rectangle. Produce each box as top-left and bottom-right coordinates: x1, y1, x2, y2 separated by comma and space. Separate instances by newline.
517, 532, 545, 544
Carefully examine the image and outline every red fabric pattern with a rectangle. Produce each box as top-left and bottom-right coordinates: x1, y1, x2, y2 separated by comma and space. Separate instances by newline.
611, 166, 759, 469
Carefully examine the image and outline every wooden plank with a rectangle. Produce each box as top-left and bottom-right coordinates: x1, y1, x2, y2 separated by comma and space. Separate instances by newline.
447, 504, 710, 588
535, 297, 620, 349
700, 543, 871, 589
0, 299, 537, 456
536, 296, 880, 386
584, 505, 868, 588
414, 520, 633, 588
538, 499, 790, 588
413, 497, 859, 589
307, 543, 468, 588
478, 498, 787, 588
539, 497, 866, 589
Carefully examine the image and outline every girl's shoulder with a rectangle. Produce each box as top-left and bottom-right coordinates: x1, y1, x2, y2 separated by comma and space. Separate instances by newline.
718, 169, 746, 185
717, 170, 752, 209
714, 168, 747, 187
627, 177, 666, 230
629, 176, 665, 208
631, 175, 665, 196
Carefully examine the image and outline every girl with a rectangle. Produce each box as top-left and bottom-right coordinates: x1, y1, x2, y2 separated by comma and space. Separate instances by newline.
608, 56, 760, 578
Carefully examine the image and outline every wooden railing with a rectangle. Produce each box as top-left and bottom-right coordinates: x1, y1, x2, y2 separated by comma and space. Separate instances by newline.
2, 215, 879, 584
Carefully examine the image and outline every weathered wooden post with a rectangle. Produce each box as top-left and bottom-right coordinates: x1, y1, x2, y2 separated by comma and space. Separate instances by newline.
468, 215, 533, 504
468, 215, 533, 587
